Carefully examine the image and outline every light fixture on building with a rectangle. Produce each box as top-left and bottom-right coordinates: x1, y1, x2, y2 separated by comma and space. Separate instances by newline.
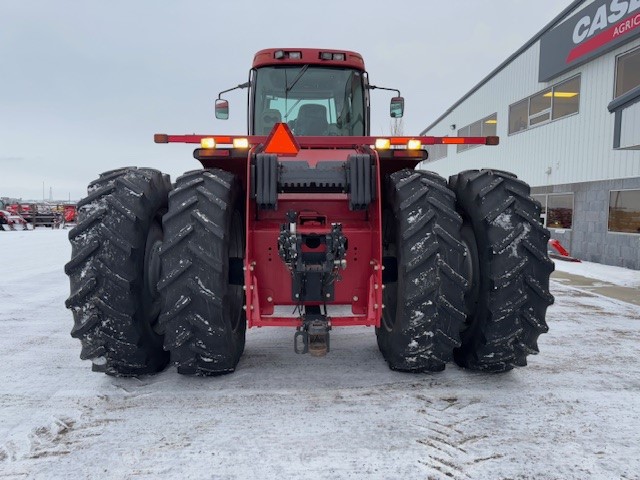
543, 91, 578, 98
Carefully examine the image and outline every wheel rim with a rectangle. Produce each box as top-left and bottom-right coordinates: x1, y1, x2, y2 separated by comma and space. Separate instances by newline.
460, 223, 480, 323
143, 215, 164, 333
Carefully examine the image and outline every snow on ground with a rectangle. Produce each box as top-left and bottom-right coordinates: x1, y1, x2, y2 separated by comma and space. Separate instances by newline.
553, 257, 640, 288
1, 230, 639, 479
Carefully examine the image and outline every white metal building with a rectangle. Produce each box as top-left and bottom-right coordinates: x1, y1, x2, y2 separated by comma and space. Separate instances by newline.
419, 0, 640, 270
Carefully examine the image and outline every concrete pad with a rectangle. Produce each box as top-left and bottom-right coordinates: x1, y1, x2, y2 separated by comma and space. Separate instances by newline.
551, 270, 640, 307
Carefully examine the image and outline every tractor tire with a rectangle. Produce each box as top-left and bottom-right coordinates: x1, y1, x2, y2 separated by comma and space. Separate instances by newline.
158, 169, 246, 376
449, 169, 554, 372
65, 167, 171, 376
376, 169, 468, 372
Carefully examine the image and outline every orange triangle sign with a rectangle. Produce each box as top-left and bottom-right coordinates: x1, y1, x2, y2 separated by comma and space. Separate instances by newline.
264, 123, 300, 156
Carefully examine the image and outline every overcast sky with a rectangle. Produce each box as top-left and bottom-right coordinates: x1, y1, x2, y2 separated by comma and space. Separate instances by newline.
1, 0, 572, 201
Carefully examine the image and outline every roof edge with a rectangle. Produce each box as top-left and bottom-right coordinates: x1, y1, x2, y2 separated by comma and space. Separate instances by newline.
420, 0, 585, 135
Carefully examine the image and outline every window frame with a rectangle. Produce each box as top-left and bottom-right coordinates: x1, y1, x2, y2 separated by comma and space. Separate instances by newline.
552, 76, 581, 121
508, 99, 528, 135
614, 46, 640, 100
528, 88, 552, 127
607, 188, 640, 235
546, 193, 574, 230
610, 46, 640, 150
508, 74, 581, 135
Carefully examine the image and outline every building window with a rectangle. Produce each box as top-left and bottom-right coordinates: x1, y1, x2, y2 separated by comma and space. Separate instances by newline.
609, 189, 640, 234
529, 88, 552, 126
509, 100, 528, 134
508, 75, 581, 134
552, 76, 581, 120
615, 47, 640, 98
547, 193, 573, 229
609, 48, 640, 150
483, 113, 497, 136
457, 113, 497, 153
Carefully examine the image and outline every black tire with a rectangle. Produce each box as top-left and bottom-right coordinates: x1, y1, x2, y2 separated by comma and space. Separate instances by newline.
65, 167, 171, 376
157, 169, 246, 376
376, 169, 468, 372
450, 169, 554, 372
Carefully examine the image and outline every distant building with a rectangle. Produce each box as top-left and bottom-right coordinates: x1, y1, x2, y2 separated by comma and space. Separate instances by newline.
419, 0, 640, 270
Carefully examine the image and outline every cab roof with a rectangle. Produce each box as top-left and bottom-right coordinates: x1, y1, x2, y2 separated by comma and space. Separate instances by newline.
252, 48, 365, 71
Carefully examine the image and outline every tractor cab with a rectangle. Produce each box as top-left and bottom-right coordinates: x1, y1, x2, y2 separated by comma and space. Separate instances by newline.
215, 48, 403, 136
251, 65, 366, 136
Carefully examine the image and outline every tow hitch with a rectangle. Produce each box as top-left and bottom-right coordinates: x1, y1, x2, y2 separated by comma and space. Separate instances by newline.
294, 310, 331, 357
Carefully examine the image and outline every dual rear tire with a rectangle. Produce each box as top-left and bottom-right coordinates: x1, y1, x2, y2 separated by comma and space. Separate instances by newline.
66, 168, 171, 375
450, 169, 554, 371
66, 167, 245, 376
377, 169, 554, 373
376, 170, 467, 372
157, 169, 246, 375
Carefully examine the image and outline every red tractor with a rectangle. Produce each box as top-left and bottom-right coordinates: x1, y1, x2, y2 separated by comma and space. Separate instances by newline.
66, 48, 553, 376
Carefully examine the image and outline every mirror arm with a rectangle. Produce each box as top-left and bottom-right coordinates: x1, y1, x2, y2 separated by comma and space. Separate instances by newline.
217, 82, 251, 100
367, 85, 401, 97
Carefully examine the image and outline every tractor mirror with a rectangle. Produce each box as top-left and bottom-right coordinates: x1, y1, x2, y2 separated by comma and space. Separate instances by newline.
215, 99, 229, 120
390, 97, 404, 118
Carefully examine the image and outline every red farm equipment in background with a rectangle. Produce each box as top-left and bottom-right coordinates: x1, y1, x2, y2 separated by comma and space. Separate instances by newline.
66, 48, 554, 377
0, 209, 30, 231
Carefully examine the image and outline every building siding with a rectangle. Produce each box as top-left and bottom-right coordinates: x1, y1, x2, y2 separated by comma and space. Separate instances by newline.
420, 38, 640, 188
420, 1, 640, 269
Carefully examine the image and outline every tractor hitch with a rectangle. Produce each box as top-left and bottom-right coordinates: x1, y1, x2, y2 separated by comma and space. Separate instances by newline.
294, 313, 331, 356
278, 211, 347, 302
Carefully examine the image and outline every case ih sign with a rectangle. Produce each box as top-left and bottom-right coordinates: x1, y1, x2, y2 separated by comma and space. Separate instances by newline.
539, 0, 640, 82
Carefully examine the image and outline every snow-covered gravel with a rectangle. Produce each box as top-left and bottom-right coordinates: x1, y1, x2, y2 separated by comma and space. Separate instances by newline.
1, 229, 639, 479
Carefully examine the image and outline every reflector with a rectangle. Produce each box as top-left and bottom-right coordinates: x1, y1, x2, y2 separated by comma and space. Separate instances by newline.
264, 123, 300, 155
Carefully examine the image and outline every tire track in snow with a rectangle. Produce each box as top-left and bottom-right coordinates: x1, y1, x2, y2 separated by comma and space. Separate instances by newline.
414, 394, 498, 479
0, 415, 78, 463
